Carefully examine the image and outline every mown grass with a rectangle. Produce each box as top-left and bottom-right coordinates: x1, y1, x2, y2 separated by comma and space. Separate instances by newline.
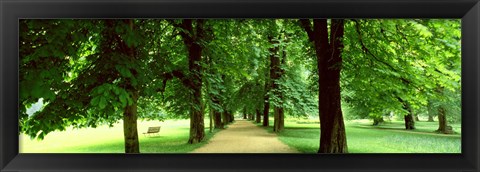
20, 119, 223, 153
256, 118, 461, 153
21, 117, 461, 153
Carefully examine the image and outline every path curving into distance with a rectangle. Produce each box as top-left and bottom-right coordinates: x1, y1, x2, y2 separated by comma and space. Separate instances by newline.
191, 120, 299, 153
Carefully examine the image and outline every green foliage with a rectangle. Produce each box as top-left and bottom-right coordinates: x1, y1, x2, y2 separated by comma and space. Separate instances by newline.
19, 19, 461, 143
89, 83, 133, 110
341, 19, 461, 122
272, 65, 318, 117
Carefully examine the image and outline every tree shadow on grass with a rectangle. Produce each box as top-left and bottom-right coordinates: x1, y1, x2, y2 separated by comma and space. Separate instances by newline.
284, 127, 319, 130
350, 124, 461, 138
279, 130, 319, 139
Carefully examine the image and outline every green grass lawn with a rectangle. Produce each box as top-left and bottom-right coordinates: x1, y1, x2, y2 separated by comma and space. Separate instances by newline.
257, 118, 461, 153
20, 119, 222, 153
21, 117, 461, 153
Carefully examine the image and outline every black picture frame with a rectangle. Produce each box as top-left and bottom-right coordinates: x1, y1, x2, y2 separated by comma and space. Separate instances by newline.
1, 0, 479, 172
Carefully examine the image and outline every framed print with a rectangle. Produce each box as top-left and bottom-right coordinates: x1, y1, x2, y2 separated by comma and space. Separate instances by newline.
1, 0, 479, 171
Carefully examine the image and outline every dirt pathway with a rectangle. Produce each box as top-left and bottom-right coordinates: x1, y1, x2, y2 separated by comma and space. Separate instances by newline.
191, 120, 299, 153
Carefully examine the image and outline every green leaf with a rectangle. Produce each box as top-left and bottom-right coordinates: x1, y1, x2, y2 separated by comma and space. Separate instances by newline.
119, 94, 127, 108
113, 87, 120, 95
91, 96, 100, 106
99, 97, 107, 109
115, 65, 133, 78
131, 78, 138, 86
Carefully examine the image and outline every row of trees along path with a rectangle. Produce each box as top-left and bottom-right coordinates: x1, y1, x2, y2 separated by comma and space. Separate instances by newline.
191, 120, 299, 153
20, 19, 460, 154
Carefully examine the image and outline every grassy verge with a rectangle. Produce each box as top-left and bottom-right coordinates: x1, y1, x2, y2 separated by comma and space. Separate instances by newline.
254, 118, 461, 153
21, 117, 461, 153
20, 119, 223, 153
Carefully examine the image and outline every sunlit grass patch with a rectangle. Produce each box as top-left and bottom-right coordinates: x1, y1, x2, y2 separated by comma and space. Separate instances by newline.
257, 118, 461, 153
20, 119, 220, 153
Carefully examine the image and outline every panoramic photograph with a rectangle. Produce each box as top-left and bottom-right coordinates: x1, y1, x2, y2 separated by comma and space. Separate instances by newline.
19, 19, 461, 153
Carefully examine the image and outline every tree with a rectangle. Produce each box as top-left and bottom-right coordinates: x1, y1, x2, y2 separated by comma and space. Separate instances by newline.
301, 19, 348, 153
166, 19, 207, 144
340, 19, 460, 132
20, 19, 159, 153
268, 33, 285, 132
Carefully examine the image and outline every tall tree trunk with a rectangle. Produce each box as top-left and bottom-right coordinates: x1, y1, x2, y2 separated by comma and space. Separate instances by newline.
213, 110, 223, 129
263, 80, 270, 126
301, 19, 348, 153
243, 113, 247, 119
123, 92, 140, 153
437, 106, 450, 133
209, 109, 213, 133
119, 19, 140, 153
178, 19, 206, 144
211, 97, 223, 129
255, 109, 261, 123
223, 111, 232, 124
229, 111, 234, 123
273, 107, 284, 132
404, 114, 415, 130
243, 108, 248, 120
428, 115, 435, 122
226, 111, 235, 123
189, 106, 204, 144
435, 87, 452, 134
188, 65, 204, 143
372, 116, 384, 126
272, 41, 286, 133
403, 102, 415, 130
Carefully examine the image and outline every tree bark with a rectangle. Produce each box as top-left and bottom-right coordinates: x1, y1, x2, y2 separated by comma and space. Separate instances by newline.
262, 80, 270, 126
274, 40, 287, 133
301, 19, 348, 153
404, 114, 415, 130
228, 111, 234, 123
437, 107, 446, 132
117, 19, 140, 153
177, 19, 206, 144
255, 109, 261, 123
273, 107, 285, 132
428, 115, 434, 122
243, 108, 248, 120
213, 110, 223, 129
243, 113, 247, 119
435, 87, 452, 134
436, 106, 452, 134
209, 109, 213, 133
223, 111, 233, 124
372, 116, 384, 126
123, 91, 140, 153
403, 101, 415, 130
269, 35, 285, 133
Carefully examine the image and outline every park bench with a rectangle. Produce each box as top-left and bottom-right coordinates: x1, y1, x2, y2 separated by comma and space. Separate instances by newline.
143, 126, 161, 137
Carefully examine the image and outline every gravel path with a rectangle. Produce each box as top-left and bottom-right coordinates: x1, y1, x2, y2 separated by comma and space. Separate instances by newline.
191, 120, 299, 153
